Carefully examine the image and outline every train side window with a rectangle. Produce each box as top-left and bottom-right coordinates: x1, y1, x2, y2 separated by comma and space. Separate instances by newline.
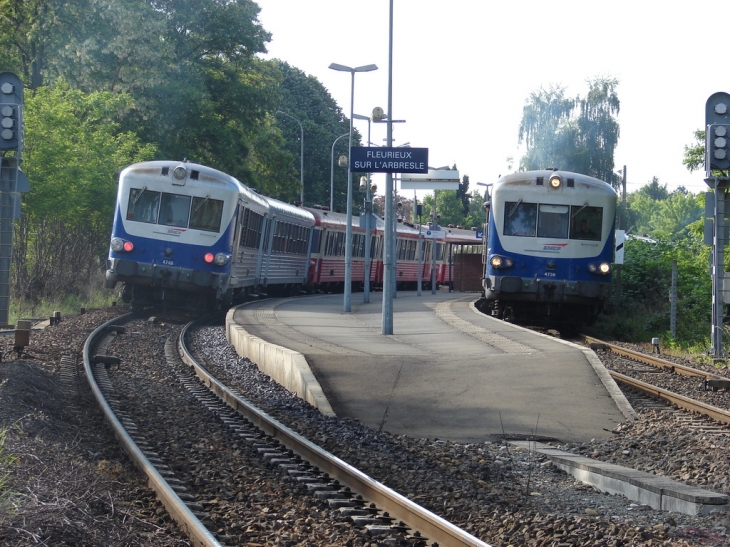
310, 230, 321, 254
503, 201, 537, 237
570, 206, 602, 241
159, 193, 192, 228
537, 204, 569, 239
127, 188, 161, 224
190, 196, 223, 232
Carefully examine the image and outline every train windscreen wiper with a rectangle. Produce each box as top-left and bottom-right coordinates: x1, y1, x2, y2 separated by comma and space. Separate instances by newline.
508, 199, 522, 218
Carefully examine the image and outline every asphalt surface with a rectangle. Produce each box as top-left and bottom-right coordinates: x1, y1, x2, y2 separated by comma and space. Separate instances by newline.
230, 291, 631, 443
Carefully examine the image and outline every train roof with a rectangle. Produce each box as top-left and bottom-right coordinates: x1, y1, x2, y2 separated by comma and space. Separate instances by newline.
120, 160, 246, 191
493, 170, 617, 196
265, 198, 315, 224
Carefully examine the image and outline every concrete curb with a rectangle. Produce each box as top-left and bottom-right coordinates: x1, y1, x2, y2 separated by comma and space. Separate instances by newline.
225, 304, 336, 417
468, 302, 639, 422
510, 441, 729, 516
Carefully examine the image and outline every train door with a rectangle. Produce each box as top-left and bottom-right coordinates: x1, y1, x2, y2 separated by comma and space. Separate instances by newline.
262, 216, 277, 287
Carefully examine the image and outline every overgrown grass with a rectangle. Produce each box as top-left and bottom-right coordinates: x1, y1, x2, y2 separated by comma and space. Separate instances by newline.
0, 380, 19, 507
8, 285, 119, 326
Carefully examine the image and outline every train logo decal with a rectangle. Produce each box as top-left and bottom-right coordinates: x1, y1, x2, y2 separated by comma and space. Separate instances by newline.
542, 243, 567, 251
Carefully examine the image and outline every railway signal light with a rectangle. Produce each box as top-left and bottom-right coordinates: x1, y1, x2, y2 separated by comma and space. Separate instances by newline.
707, 124, 730, 171
705, 92, 730, 173
0, 72, 23, 152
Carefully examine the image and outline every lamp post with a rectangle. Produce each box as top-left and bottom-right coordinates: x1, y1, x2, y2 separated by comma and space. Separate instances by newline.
353, 114, 373, 303
328, 63, 378, 313
382, 0, 395, 334
275, 110, 304, 205
330, 132, 349, 211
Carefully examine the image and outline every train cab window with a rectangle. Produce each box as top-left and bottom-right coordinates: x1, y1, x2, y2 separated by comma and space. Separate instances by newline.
160, 193, 191, 228
537, 205, 569, 239
190, 196, 223, 232
570, 206, 602, 241
127, 188, 160, 223
503, 201, 537, 237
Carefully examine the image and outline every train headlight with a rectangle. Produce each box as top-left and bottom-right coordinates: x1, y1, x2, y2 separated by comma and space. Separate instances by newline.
490, 255, 513, 269
588, 262, 611, 275
548, 175, 562, 189
204, 252, 229, 266
111, 238, 133, 252
173, 165, 187, 180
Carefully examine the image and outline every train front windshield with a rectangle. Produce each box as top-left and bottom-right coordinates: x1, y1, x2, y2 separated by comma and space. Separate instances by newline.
126, 188, 224, 232
504, 201, 602, 241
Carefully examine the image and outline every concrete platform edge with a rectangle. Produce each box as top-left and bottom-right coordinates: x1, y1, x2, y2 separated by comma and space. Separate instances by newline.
467, 302, 639, 422
509, 441, 729, 516
225, 304, 336, 417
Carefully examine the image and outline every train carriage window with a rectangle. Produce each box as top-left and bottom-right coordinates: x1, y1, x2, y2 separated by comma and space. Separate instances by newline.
127, 188, 160, 224
310, 230, 321, 254
503, 201, 537, 237
190, 196, 223, 232
570, 206, 603, 241
159, 193, 192, 228
537, 204, 569, 239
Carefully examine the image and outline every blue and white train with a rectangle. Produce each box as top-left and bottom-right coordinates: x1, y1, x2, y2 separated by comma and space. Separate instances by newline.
482, 170, 617, 325
105, 160, 315, 309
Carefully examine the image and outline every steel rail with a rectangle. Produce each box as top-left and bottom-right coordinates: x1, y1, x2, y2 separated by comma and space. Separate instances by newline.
583, 335, 718, 379
83, 314, 224, 547
179, 319, 492, 547
608, 370, 730, 425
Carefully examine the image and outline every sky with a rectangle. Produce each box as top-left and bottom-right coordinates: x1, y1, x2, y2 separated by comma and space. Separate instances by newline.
253, 0, 727, 197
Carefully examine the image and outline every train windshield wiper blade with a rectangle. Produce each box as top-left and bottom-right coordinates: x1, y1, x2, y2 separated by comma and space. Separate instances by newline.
194, 195, 210, 212
132, 187, 147, 208
571, 202, 589, 218
508, 199, 522, 218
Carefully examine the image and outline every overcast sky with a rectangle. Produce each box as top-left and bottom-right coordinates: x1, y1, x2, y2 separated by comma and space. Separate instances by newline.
254, 0, 726, 197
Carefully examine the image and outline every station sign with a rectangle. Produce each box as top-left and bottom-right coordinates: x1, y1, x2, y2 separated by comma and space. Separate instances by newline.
424, 230, 445, 239
401, 169, 460, 190
350, 146, 428, 174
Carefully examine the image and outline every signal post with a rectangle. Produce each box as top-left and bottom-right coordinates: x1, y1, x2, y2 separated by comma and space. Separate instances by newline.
705, 92, 730, 358
0, 72, 28, 327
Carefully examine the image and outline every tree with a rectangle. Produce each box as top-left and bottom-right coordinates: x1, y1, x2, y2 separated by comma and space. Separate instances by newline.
274, 62, 353, 207
16, 83, 156, 303
518, 78, 620, 187
683, 129, 705, 173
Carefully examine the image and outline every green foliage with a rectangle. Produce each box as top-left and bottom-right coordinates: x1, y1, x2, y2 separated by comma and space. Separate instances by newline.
15, 83, 155, 304
683, 129, 706, 173
274, 61, 352, 207
598, 239, 711, 347
518, 77, 620, 188
23, 83, 156, 226
625, 181, 702, 242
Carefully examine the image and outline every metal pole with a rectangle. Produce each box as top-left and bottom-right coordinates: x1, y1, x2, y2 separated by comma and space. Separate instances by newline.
330, 132, 348, 212
416, 193, 422, 296
382, 0, 394, 334
670, 259, 677, 339
712, 179, 725, 357
344, 71, 355, 312
364, 119, 372, 304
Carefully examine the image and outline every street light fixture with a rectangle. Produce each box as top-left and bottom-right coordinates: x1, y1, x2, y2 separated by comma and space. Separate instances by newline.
328, 62, 378, 313
330, 132, 349, 211
275, 110, 304, 205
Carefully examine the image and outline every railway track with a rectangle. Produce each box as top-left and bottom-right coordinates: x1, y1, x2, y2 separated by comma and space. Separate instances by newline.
82, 312, 492, 547
583, 335, 730, 428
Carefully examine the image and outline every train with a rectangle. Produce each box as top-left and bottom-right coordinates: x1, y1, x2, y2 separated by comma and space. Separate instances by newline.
105, 160, 473, 310
480, 169, 617, 326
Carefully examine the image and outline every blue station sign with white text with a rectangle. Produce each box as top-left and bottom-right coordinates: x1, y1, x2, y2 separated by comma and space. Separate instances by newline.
350, 146, 428, 174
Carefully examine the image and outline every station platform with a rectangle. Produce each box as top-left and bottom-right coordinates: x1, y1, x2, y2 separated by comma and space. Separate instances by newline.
226, 291, 636, 444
